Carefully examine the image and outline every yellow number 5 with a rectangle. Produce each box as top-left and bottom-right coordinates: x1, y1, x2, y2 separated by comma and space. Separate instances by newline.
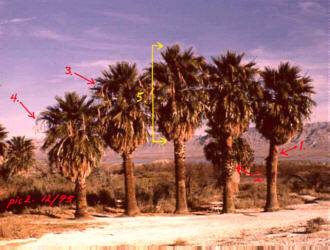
137, 92, 144, 102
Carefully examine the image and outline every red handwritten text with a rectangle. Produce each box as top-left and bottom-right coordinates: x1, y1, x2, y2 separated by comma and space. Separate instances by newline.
10, 93, 35, 119
65, 66, 95, 85
280, 141, 306, 156
236, 164, 264, 182
6, 194, 75, 209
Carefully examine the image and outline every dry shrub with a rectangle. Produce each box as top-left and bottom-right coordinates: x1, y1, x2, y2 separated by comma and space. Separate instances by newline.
279, 162, 330, 194
173, 238, 188, 246
236, 183, 266, 209
315, 193, 330, 201
305, 217, 329, 233
236, 182, 305, 209
155, 198, 175, 213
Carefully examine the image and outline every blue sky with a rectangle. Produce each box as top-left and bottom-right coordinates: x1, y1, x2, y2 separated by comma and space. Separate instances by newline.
0, 0, 328, 138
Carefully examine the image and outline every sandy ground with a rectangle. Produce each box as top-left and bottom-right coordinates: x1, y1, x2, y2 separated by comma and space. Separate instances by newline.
1, 201, 329, 249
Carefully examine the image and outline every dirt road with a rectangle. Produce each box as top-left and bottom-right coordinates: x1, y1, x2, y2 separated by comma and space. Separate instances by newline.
4, 201, 330, 248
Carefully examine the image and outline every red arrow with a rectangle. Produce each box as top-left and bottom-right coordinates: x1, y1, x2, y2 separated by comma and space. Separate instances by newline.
74, 72, 95, 85
19, 101, 35, 119
280, 145, 297, 156
236, 164, 256, 178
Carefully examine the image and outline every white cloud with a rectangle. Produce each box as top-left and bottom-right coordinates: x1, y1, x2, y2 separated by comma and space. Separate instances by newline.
298, 1, 327, 16
247, 46, 327, 72
30, 28, 144, 52
31, 29, 71, 41
0, 17, 36, 25
102, 11, 151, 24
73, 60, 114, 68
46, 74, 71, 84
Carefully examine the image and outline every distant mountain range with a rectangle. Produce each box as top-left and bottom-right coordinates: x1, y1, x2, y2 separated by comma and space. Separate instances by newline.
34, 122, 330, 164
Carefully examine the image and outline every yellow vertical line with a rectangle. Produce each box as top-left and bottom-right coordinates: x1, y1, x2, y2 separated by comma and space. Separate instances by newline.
151, 45, 155, 141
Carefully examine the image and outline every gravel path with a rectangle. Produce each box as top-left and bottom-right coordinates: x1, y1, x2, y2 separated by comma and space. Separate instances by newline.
11, 201, 330, 248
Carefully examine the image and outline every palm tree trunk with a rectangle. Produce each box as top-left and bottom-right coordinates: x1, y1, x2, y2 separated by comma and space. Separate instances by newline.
75, 177, 88, 218
174, 139, 188, 214
265, 140, 280, 212
123, 152, 139, 216
222, 135, 235, 213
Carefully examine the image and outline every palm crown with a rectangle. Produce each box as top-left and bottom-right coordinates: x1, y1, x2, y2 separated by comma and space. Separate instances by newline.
256, 62, 316, 145
92, 62, 150, 154
152, 44, 206, 141
39, 92, 104, 182
206, 51, 260, 138
5, 136, 35, 178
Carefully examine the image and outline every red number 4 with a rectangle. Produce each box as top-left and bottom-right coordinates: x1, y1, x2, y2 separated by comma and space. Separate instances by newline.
10, 93, 17, 103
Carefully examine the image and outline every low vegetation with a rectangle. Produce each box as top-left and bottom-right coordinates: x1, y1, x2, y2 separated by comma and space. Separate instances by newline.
0, 160, 328, 241
0, 161, 328, 215
305, 217, 329, 233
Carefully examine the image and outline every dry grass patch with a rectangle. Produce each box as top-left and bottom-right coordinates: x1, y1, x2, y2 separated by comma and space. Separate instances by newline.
0, 214, 103, 240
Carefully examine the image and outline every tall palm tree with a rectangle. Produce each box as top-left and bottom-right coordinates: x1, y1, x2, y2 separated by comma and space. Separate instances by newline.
4, 136, 35, 179
38, 92, 104, 218
255, 62, 315, 212
151, 44, 206, 213
205, 51, 261, 213
0, 124, 7, 165
92, 62, 149, 216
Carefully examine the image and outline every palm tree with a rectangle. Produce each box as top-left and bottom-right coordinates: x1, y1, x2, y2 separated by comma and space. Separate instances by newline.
205, 51, 260, 213
92, 62, 149, 216
151, 44, 206, 213
0, 124, 7, 165
204, 136, 254, 194
255, 62, 315, 212
38, 92, 104, 218
4, 136, 35, 179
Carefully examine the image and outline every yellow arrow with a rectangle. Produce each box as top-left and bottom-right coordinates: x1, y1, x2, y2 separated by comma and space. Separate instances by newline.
151, 42, 167, 146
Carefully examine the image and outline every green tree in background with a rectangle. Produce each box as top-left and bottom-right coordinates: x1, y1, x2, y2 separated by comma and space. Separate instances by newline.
4, 136, 35, 179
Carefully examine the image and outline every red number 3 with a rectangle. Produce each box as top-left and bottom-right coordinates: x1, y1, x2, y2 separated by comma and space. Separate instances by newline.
65, 66, 72, 75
